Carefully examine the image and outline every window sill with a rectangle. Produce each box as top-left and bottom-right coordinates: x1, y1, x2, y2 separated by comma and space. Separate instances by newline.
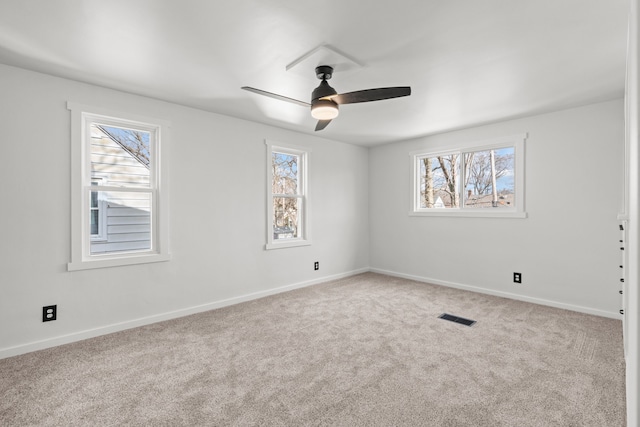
409, 210, 527, 219
68, 253, 171, 271
266, 240, 312, 250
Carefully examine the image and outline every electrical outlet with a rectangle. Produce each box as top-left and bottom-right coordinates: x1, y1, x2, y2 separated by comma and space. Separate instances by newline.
513, 272, 522, 284
314, 261, 319, 271
42, 305, 57, 322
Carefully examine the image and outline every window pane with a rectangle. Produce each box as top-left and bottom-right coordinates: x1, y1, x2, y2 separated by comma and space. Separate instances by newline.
463, 147, 515, 208
90, 209, 99, 235
419, 154, 460, 208
90, 191, 152, 255
90, 190, 98, 208
90, 124, 151, 188
272, 152, 298, 195
273, 196, 299, 240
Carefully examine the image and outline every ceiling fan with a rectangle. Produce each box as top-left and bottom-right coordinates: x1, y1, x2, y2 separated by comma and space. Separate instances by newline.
242, 65, 411, 131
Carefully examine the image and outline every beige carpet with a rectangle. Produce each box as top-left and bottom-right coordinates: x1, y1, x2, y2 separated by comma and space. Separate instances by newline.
0, 273, 626, 426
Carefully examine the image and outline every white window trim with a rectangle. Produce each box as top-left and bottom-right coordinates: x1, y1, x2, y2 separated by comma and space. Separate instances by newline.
409, 133, 527, 219
265, 140, 311, 250
68, 102, 171, 271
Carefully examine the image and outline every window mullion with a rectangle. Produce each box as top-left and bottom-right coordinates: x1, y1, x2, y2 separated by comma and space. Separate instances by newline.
459, 150, 466, 210
272, 193, 302, 198
87, 185, 152, 193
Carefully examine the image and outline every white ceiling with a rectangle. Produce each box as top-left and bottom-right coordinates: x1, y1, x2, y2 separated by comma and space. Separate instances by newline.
0, 0, 629, 146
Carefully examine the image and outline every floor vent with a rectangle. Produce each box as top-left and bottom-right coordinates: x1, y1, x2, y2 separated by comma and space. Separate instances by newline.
439, 313, 476, 327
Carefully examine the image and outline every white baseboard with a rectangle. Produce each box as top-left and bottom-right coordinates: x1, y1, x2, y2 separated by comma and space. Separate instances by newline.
370, 268, 620, 320
0, 268, 369, 360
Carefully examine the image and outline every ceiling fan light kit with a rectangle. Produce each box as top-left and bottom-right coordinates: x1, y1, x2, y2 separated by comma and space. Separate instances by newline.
242, 65, 411, 131
311, 99, 339, 120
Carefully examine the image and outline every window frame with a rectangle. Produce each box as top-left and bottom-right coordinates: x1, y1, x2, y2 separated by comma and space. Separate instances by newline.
410, 133, 527, 218
265, 140, 311, 250
68, 102, 171, 271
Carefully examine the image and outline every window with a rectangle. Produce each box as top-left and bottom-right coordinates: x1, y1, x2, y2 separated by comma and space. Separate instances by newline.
265, 140, 311, 249
411, 134, 526, 218
68, 103, 170, 270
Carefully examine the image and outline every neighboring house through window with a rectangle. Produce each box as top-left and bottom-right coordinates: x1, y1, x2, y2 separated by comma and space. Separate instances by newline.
265, 140, 311, 249
68, 103, 170, 270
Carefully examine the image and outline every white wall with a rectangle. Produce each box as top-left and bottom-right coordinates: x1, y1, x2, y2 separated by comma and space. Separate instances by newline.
625, 0, 639, 424
369, 99, 625, 317
0, 64, 370, 357
0, 62, 627, 360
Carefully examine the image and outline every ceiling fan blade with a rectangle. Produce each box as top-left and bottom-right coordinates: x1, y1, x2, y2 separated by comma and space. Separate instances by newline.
330, 87, 411, 105
241, 86, 310, 107
315, 120, 332, 131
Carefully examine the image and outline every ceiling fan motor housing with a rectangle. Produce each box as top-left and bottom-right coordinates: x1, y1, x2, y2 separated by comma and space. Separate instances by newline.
312, 65, 338, 104
312, 80, 338, 101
